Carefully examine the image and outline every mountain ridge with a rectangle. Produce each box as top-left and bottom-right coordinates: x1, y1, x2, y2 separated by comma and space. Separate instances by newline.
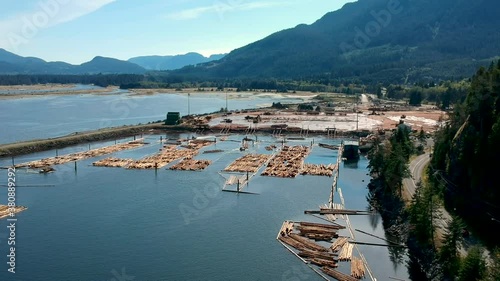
173, 0, 500, 82
129, 53, 226, 70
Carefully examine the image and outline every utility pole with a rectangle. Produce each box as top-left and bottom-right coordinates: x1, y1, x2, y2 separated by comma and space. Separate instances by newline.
225, 91, 228, 112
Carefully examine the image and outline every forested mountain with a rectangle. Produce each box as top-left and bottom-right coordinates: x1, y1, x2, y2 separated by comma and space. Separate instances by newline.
174, 0, 500, 83
0, 49, 146, 74
129, 53, 226, 70
432, 61, 500, 244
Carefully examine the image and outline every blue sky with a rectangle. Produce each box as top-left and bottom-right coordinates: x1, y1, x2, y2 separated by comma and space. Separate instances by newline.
0, 0, 353, 64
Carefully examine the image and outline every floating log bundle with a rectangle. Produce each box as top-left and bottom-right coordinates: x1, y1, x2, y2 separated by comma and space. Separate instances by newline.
331, 237, 349, 252
301, 163, 337, 177
338, 242, 354, 261
224, 154, 270, 173
169, 159, 211, 171
351, 257, 366, 279
296, 222, 340, 241
127, 140, 213, 170
265, 145, 277, 151
0, 205, 27, 220
93, 157, 134, 168
321, 266, 359, 281
261, 146, 310, 178
16, 140, 145, 169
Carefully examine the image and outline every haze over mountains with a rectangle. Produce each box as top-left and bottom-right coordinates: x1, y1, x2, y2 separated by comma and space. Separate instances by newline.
1, 0, 499, 82
129, 53, 226, 71
0, 49, 225, 74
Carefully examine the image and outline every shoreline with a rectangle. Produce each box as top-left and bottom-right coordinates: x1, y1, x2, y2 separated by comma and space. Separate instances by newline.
0, 84, 320, 100
0, 121, 363, 159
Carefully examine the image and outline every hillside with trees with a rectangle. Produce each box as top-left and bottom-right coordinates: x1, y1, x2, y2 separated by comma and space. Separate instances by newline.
173, 0, 500, 83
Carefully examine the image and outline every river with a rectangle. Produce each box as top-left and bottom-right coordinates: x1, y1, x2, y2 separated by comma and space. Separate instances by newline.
0, 133, 409, 281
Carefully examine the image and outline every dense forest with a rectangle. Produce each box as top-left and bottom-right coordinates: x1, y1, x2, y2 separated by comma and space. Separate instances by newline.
431, 61, 500, 245
367, 62, 500, 280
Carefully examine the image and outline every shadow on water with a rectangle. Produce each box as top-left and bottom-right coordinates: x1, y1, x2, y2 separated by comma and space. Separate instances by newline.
343, 159, 359, 169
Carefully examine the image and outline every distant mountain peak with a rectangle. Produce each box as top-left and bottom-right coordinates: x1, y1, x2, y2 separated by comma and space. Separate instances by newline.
128, 52, 227, 71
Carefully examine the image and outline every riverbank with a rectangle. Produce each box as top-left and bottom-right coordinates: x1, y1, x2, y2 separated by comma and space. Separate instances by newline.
0, 123, 169, 157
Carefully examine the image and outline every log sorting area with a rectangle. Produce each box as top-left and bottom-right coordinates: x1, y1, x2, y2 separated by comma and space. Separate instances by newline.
0, 205, 27, 220
15, 139, 145, 169
93, 139, 214, 169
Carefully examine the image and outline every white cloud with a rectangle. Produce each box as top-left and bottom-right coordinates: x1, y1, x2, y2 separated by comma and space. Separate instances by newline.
167, 1, 286, 20
0, 0, 115, 50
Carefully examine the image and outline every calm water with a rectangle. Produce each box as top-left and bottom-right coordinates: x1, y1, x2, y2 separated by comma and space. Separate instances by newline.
0, 134, 409, 281
0, 92, 306, 144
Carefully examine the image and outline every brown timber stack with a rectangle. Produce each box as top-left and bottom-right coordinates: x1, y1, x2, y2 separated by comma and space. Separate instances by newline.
351, 257, 366, 279
321, 266, 359, 281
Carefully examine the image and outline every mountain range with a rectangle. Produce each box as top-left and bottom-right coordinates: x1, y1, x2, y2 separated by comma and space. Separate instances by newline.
174, 0, 500, 82
0, 49, 225, 75
1, 0, 499, 82
129, 53, 226, 71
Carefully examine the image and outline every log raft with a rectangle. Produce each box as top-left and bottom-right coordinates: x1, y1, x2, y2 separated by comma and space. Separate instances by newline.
321, 266, 359, 281
17, 139, 145, 169
262, 146, 310, 178
0, 205, 27, 220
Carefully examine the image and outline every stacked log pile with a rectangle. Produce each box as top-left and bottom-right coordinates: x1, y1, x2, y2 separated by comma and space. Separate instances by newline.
331, 237, 349, 252
261, 146, 310, 178
169, 159, 211, 171
296, 221, 341, 241
16, 140, 145, 169
351, 257, 366, 279
338, 242, 354, 261
277, 221, 339, 269
301, 163, 337, 177
224, 154, 270, 173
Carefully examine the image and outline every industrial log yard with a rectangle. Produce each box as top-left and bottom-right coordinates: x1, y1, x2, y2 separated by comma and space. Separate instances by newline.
0, 93, 442, 281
